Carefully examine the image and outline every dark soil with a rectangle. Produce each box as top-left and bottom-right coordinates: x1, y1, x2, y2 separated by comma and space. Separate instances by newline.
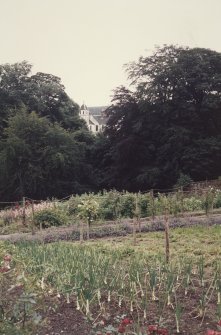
35, 292, 218, 335
37, 299, 91, 335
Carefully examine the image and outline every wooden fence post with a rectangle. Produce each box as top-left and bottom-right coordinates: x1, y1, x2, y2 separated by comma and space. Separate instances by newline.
136, 194, 141, 233
180, 186, 184, 216
164, 206, 170, 264
132, 217, 137, 246
22, 197, 26, 225
87, 219, 90, 240
80, 220, 84, 244
31, 200, 35, 235
150, 189, 155, 224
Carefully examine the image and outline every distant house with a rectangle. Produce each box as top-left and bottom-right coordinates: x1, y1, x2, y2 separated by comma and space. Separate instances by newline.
79, 103, 108, 133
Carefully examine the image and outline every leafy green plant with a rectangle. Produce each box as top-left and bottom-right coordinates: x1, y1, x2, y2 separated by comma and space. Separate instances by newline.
214, 190, 221, 209
77, 195, 99, 226
202, 188, 215, 215
120, 192, 136, 218
174, 173, 193, 189
183, 196, 203, 212
34, 208, 68, 229
98, 190, 122, 221
67, 195, 82, 215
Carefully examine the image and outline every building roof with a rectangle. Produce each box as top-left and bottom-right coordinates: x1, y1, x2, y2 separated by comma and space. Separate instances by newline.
81, 103, 88, 110
92, 114, 108, 125
79, 104, 109, 130
88, 106, 107, 116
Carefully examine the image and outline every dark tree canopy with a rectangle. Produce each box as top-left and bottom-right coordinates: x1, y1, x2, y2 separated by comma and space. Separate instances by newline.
0, 61, 85, 135
0, 107, 96, 201
1, 47, 221, 200
0, 62, 95, 201
97, 46, 221, 191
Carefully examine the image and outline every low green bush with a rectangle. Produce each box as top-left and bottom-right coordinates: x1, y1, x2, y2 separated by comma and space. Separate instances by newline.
120, 192, 136, 218
138, 193, 148, 217
214, 190, 221, 208
34, 208, 68, 229
98, 190, 121, 220
67, 195, 82, 215
183, 197, 203, 212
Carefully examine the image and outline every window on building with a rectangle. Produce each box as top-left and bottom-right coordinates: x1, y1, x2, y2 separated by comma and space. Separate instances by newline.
96, 125, 98, 132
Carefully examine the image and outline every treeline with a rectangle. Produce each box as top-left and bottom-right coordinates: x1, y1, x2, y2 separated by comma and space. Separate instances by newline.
95, 45, 221, 191
0, 62, 97, 201
0, 45, 221, 201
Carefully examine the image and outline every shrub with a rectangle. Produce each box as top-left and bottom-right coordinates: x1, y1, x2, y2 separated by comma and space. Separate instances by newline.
77, 195, 99, 226
213, 190, 221, 208
138, 193, 148, 217
67, 195, 82, 215
183, 197, 203, 212
120, 192, 136, 218
174, 173, 193, 189
34, 209, 67, 229
98, 190, 121, 220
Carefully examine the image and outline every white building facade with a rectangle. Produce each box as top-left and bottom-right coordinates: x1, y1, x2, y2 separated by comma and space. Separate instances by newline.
79, 104, 107, 133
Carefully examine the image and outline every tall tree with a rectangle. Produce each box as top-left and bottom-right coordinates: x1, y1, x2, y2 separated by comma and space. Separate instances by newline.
100, 46, 221, 191
0, 108, 95, 201
0, 61, 32, 134
0, 61, 85, 135
26, 72, 83, 129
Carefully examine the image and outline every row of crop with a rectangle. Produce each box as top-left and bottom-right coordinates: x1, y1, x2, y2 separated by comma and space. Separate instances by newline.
67, 189, 221, 221
1, 188, 221, 230
11, 242, 221, 334
51, 188, 221, 230
20, 189, 221, 229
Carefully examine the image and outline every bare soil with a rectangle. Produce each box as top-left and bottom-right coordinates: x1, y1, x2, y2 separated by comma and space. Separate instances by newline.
36, 292, 218, 335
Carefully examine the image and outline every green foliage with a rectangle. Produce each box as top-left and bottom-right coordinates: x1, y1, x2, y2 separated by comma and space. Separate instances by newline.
183, 197, 203, 212
77, 195, 99, 225
0, 62, 96, 201
34, 208, 67, 229
96, 45, 221, 191
201, 188, 215, 214
67, 195, 82, 215
0, 244, 41, 334
0, 62, 82, 131
117, 192, 136, 219
174, 173, 193, 189
11, 226, 221, 333
138, 193, 149, 217
214, 190, 221, 208
98, 190, 122, 220
0, 107, 96, 200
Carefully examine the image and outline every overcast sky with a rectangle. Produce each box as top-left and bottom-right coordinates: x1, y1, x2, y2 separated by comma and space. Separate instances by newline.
0, 0, 221, 106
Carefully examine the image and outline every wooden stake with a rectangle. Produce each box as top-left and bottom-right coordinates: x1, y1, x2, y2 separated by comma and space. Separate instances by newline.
80, 220, 84, 244
180, 187, 184, 217
133, 217, 137, 246
164, 206, 170, 263
31, 200, 35, 235
136, 194, 141, 233
22, 197, 26, 226
87, 219, 90, 240
150, 190, 155, 223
